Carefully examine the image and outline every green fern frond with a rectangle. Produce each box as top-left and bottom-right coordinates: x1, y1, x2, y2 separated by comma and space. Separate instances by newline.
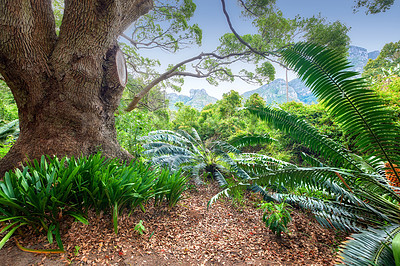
301, 152, 325, 167
140, 130, 191, 148
338, 224, 400, 265
0, 119, 19, 141
143, 144, 195, 157
246, 106, 360, 170
280, 42, 400, 180
212, 141, 241, 155
213, 169, 228, 186
272, 192, 383, 231
237, 153, 296, 172
229, 134, 275, 149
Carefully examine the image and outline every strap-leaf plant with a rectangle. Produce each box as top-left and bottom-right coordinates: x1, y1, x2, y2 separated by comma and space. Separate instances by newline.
242, 42, 400, 264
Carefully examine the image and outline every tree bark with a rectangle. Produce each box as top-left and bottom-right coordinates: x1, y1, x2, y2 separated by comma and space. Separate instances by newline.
0, 0, 153, 176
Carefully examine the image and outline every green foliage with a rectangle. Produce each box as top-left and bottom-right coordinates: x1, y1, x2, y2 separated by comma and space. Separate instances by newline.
259, 201, 292, 238
229, 133, 275, 149
116, 107, 170, 157
244, 93, 266, 108
172, 103, 199, 131
154, 168, 187, 208
217, 90, 243, 117
51, 0, 64, 34
280, 42, 400, 169
134, 220, 146, 235
0, 120, 19, 158
0, 81, 18, 124
74, 245, 81, 256
0, 136, 16, 159
140, 128, 254, 186
338, 224, 400, 265
239, 0, 350, 54
393, 231, 400, 266
364, 40, 400, 80
300, 16, 350, 56
367, 77, 400, 129
0, 153, 187, 250
240, 42, 400, 264
171, 92, 299, 163
0, 82, 19, 158
353, 0, 395, 14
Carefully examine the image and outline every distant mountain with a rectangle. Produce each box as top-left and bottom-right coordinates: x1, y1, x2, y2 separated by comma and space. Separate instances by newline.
242, 79, 300, 105
368, 50, 380, 60
348, 45, 370, 73
167, 46, 379, 109
167, 89, 218, 111
288, 79, 318, 104
242, 45, 379, 105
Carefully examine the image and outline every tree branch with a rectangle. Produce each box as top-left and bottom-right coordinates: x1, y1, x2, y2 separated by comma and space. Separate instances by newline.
220, 0, 269, 58
220, 0, 288, 70
125, 51, 252, 111
119, 0, 154, 33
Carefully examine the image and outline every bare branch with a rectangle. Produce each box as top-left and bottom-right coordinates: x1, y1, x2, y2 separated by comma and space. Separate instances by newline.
121, 33, 138, 48
220, 0, 269, 58
237, 0, 257, 16
220, 0, 289, 70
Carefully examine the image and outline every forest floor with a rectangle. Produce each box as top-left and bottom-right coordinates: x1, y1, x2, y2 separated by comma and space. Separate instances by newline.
0, 183, 347, 265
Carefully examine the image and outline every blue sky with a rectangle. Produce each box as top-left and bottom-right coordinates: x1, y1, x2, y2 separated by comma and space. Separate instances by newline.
147, 0, 400, 98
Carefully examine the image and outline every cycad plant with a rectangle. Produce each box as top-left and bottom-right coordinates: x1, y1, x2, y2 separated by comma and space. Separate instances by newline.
140, 128, 269, 186
230, 43, 400, 265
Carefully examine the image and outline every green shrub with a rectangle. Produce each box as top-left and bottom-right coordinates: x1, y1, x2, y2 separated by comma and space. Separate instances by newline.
259, 201, 292, 238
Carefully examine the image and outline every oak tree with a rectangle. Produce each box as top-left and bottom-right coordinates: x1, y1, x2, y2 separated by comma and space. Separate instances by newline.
0, 0, 152, 174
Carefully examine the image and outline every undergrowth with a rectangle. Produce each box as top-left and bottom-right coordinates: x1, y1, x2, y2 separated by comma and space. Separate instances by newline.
0, 153, 187, 251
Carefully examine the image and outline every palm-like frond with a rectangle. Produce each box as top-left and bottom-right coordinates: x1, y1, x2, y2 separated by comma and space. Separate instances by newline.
143, 143, 195, 157
212, 141, 241, 155
280, 42, 400, 179
338, 224, 400, 265
229, 134, 275, 149
273, 192, 369, 232
239, 157, 400, 228
213, 169, 228, 186
141, 128, 247, 186
141, 130, 192, 148
301, 152, 325, 167
0, 120, 19, 141
237, 153, 296, 172
246, 106, 361, 170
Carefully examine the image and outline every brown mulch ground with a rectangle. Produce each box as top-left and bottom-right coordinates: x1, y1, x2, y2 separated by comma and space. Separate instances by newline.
0, 183, 346, 265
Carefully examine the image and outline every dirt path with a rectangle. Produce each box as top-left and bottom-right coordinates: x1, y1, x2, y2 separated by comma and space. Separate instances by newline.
0, 184, 345, 265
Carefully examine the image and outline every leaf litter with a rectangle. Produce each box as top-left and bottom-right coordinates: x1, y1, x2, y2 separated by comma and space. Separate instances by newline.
0, 183, 345, 265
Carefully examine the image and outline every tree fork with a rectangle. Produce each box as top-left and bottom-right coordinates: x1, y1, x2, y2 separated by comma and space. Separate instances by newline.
0, 0, 153, 176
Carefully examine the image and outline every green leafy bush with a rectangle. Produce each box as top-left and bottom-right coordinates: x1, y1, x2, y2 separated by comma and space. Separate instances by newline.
0, 81, 18, 124
259, 201, 292, 238
0, 153, 187, 250
115, 108, 170, 157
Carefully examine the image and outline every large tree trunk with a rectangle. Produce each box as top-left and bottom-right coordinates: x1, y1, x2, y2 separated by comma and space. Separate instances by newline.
0, 0, 153, 176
